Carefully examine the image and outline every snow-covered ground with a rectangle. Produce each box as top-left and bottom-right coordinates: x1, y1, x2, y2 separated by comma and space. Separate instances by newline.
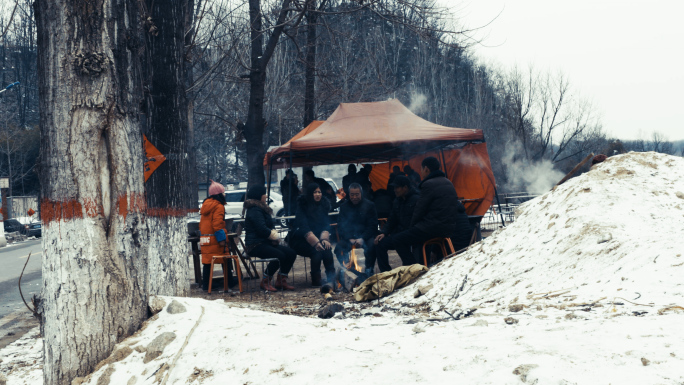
2, 152, 683, 384
0, 327, 43, 384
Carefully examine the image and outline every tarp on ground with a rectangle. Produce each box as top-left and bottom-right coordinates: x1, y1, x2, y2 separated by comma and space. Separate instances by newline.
264, 99, 497, 216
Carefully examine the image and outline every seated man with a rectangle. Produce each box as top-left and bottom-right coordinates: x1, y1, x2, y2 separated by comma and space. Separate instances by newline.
370, 175, 419, 271
334, 183, 378, 275
393, 156, 472, 266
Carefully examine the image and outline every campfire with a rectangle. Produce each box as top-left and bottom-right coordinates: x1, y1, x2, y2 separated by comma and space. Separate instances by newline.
346, 246, 362, 271
337, 245, 369, 292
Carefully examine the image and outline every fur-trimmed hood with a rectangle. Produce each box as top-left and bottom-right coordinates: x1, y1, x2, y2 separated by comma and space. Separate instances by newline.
243, 199, 273, 215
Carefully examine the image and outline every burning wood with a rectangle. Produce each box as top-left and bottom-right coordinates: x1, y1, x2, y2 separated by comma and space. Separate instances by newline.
336, 247, 371, 292
344, 246, 363, 272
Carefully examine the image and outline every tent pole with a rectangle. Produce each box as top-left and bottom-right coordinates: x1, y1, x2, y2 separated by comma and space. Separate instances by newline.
288, 152, 293, 215
267, 158, 273, 203
478, 131, 504, 227
439, 148, 448, 177
494, 186, 506, 227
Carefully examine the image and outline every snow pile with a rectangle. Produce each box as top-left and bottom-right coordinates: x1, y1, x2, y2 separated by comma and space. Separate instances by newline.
65, 296, 684, 384
388, 152, 684, 317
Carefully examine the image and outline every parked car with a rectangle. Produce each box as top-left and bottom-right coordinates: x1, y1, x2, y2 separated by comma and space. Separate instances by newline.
4, 219, 24, 234
224, 189, 284, 220
324, 177, 339, 193
24, 222, 42, 237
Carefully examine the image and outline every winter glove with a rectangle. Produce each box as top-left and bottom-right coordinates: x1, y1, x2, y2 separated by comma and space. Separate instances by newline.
305, 231, 320, 247
214, 229, 226, 243
268, 229, 279, 241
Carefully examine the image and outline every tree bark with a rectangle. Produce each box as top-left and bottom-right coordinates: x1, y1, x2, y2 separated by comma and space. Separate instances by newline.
34, 0, 148, 384
184, 0, 199, 207
142, 0, 191, 296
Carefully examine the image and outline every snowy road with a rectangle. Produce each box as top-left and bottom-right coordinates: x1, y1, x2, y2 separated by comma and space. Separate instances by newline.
0, 239, 42, 319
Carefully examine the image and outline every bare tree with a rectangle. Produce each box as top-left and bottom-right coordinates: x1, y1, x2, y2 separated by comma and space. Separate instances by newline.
34, 1, 148, 384
141, 0, 192, 296
502, 66, 603, 163
650, 131, 674, 155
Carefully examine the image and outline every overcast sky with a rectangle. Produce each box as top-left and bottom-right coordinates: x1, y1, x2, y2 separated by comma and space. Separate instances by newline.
444, 0, 684, 141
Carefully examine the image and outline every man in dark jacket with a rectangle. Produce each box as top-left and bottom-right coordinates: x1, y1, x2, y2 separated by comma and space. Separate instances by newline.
335, 183, 378, 271
354, 164, 374, 200
342, 164, 357, 197
393, 156, 472, 265
386, 165, 405, 190
404, 165, 421, 187
280, 169, 300, 216
369, 175, 419, 271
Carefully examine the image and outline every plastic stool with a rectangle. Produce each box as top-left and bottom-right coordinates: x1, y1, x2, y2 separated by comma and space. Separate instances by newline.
207, 254, 243, 294
422, 237, 455, 267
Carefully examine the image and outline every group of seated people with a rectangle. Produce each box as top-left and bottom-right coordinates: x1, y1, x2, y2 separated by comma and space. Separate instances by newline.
198, 156, 472, 292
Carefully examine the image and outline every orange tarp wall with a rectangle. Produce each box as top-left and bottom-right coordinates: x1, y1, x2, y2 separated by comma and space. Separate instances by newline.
368, 143, 496, 216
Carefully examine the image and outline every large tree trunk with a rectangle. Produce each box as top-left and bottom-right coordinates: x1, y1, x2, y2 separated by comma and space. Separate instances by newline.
142, 0, 191, 296
185, 0, 199, 207
34, 0, 148, 384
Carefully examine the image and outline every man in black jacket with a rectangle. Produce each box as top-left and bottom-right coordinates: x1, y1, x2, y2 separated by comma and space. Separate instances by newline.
280, 169, 300, 216
342, 164, 357, 197
393, 157, 472, 265
335, 183, 378, 270
370, 175, 419, 271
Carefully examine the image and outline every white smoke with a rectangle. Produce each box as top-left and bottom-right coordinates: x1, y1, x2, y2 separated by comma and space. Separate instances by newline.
408, 91, 427, 114
502, 141, 565, 194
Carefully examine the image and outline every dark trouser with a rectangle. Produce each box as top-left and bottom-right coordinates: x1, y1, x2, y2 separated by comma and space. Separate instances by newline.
367, 235, 396, 273
393, 227, 434, 266
289, 235, 335, 279
334, 238, 374, 266
250, 242, 297, 277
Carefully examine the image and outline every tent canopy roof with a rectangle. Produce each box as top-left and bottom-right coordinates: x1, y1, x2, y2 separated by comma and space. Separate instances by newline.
267, 99, 484, 168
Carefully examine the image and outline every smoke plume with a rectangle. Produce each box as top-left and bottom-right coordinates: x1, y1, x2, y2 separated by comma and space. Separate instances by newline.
502, 141, 564, 194
408, 91, 427, 114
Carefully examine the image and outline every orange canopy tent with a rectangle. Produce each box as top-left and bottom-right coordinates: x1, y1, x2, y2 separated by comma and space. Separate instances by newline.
263, 120, 324, 167
265, 99, 498, 216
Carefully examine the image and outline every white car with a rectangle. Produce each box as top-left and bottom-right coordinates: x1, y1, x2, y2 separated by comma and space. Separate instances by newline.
324, 178, 339, 193
223, 189, 284, 220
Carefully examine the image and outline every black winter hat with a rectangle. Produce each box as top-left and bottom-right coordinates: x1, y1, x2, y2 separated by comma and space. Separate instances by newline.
247, 185, 266, 200
391, 175, 411, 188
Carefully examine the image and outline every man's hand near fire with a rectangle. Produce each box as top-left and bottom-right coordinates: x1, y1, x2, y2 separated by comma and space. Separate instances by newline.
374, 233, 385, 245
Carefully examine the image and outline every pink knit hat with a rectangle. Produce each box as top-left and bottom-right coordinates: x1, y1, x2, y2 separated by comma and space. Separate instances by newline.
208, 180, 225, 196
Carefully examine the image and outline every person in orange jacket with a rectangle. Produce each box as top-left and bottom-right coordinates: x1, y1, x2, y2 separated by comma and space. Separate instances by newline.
200, 180, 230, 291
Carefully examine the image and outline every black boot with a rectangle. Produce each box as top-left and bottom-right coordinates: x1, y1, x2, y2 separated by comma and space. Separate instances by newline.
310, 272, 322, 287
202, 264, 211, 291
